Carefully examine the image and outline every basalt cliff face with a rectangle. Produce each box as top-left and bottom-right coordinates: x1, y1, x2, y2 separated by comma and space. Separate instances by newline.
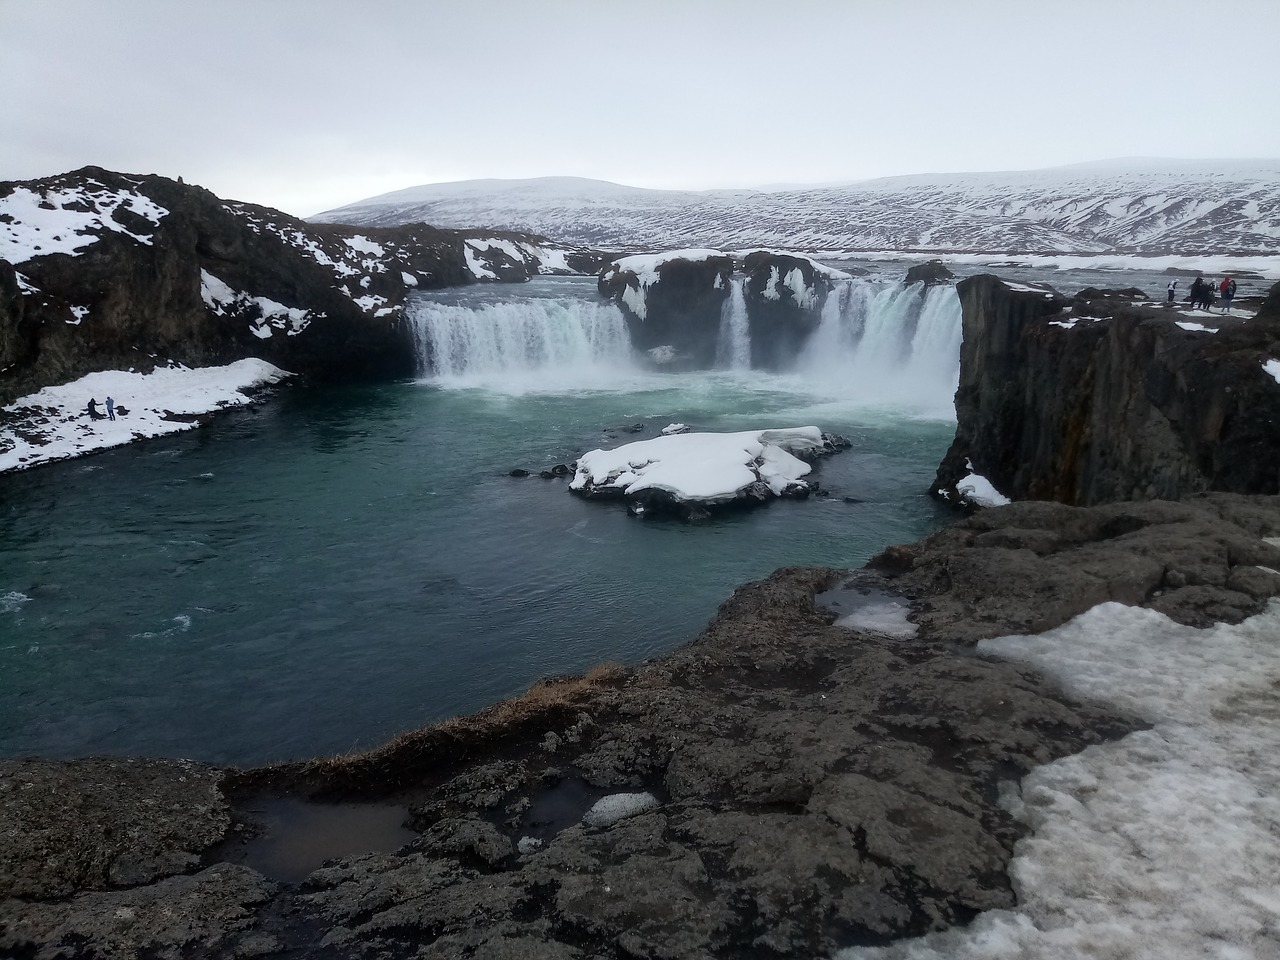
0, 167, 597, 404
934, 275, 1280, 506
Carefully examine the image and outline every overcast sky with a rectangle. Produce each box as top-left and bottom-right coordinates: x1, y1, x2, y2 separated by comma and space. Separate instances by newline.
3, 0, 1278, 217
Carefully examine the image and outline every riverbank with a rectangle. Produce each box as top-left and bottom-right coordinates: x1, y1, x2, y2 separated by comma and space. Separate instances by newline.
0, 359, 290, 472
5, 493, 1278, 958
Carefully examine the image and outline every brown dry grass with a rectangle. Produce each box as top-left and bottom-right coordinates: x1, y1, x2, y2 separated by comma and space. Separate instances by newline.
230, 662, 631, 799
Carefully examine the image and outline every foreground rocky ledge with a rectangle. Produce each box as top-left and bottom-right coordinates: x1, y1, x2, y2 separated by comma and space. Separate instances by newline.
4, 494, 1280, 959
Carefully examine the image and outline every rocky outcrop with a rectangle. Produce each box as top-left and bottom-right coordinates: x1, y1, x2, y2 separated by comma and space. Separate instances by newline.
934, 275, 1280, 506
0, 167, 596, 404
903, 259, 954, 286
11, 494, 1279, 958
596, 250, 853, 370
0, 492, 1261, 957
741, 251, 843, 369
597, 250, 734, 367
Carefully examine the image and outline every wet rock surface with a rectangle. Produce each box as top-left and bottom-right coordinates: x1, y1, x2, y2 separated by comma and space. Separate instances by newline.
6, 495, 1280, 958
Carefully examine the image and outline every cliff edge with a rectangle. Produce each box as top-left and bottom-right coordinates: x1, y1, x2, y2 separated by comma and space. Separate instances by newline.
934, 275, 1280, 506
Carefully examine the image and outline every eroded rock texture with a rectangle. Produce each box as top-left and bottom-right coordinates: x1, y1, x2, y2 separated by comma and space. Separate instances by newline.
934, 275, 1280, 505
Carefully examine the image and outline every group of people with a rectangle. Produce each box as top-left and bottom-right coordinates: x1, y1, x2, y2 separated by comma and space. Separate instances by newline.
85, 396, 117, 421
1165, 275, 1238, 312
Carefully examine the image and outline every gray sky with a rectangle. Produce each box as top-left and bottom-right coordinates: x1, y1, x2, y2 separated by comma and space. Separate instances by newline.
3, 0, 1278, 217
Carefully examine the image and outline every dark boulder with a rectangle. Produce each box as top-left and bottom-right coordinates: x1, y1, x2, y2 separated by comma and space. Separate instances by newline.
904, 259, 955, 286
1072, 286, 1149, 302
597, 251, 733, 368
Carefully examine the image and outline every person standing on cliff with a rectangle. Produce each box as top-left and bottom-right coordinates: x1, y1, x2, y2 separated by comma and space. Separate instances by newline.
86, 398, 99, 419
105, 396, 116, 421
1220, 275, 1236, 313
1167, 278, 1178, 307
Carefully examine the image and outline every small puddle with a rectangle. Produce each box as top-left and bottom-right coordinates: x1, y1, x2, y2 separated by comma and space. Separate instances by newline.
815, 582, 917, 638
229, 797, 417, 884
518, 777, 607, 846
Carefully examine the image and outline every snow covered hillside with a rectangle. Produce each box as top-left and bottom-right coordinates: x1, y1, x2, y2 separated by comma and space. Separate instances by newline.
313, 160, 1280, 256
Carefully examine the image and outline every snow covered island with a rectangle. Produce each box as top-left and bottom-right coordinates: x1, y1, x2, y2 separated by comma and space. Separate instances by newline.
569, 426, 850, 518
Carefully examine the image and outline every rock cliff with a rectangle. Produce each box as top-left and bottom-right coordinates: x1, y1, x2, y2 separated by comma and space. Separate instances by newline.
934, 275, 1280, 506
596, 250, 850, 369
0, 167, 597, 404
597, 249, 734, 367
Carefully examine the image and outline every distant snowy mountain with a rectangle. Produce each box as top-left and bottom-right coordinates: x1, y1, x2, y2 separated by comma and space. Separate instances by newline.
313, 161, 1280, 255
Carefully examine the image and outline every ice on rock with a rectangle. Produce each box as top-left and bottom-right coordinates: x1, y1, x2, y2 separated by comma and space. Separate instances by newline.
839, 599, 1280, 960
570, 427, 828, 505
581, 792, 659, 828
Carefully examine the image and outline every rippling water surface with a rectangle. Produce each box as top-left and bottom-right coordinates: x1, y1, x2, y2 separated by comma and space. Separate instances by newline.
1, 277, 958, 766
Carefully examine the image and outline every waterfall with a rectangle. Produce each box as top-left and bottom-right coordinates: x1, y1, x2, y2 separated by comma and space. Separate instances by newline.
799, 279, 962, 412
715, 277, 751, 369
409, 297, 633, 379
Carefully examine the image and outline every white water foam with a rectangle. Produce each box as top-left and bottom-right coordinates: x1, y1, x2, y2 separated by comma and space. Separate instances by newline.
801, 280, 961, 416
837, 600, 1280, 960
408, 279, 961, 417
410, 297, 634, 390
1, 591, 32, 614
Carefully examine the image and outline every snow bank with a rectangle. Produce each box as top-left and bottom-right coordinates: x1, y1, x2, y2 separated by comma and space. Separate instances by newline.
581, 792, 660, 828
0, 360, 291, 473
839, 599, 1280, 960
1263, 359, 1280, 385
948, 460, 1011, 507
603, 249, 728, 288
569, 427, 828, 505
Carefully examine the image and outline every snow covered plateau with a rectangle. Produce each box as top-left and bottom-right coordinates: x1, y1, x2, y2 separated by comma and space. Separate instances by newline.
314, 159, 1280, 257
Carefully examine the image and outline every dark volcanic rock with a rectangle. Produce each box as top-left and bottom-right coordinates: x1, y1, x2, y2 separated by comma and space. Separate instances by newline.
934, 275, 1280, 506
903, 259, 954, 286
597, 251, 734, 367
0, 757, 230, 900
741, 251, 840, 369
8, 495, 1280, 958
873, 493, 1280, 641
0, 167, 594, 404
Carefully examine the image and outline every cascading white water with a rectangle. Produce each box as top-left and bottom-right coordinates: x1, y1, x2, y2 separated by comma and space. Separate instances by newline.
409, 277, 961, 413
410, 297, 633, 379
715, 277, 751, 369
800, 279, 962, 414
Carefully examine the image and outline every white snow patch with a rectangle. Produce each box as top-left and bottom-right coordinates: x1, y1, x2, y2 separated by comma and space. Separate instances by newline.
1, 185, 169, 264
67, 305, 89, 325
956, 461, 1011, 506
0, 360, 291, 473
400, 271, 419, 286
352, 293, 388, 313
660, 422, 690, 435
835, 599, 917, 638
581, 792, 660, 828
343, 235, 385, 257
839, 599, 1280, 959
608, 249, 726, 288
623, 284, 650, 321
1175, 321, 1221, 333
1263, 359, 1280, 385
761, 265, 782, 301
570, 427, 825, 503
463, 242, 498, 280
